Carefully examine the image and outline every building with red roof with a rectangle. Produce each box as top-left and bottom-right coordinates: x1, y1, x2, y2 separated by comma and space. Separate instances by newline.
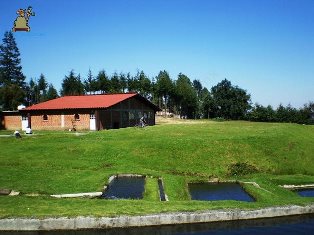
1, 93, 160, 131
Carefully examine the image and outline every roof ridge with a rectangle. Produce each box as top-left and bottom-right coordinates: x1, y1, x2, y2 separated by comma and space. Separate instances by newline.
23, 93, 139, 111
61, 92, 138, 97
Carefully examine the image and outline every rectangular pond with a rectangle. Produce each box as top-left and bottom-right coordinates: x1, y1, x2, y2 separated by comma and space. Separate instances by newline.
295, 188, 314, 197
102, 176, 145, 199
158, 178, 166, 201
188, 182, 255, 202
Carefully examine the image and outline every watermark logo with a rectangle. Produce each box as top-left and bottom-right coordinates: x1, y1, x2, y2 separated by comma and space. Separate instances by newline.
12, 6, 35, 32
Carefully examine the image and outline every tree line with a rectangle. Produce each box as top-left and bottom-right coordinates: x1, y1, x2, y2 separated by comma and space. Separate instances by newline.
0, 31, 313, 124
59, 69, 252, 120
247, 103, 314, 124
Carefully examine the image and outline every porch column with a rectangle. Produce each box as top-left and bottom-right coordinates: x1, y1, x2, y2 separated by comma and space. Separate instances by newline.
61, 114, 65, 128
95, 110, 100, 130
27, 113, 31, 128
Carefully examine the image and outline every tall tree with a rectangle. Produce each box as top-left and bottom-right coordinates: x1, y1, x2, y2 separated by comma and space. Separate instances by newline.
0, 31, 25, 87
155, 70, 173, 112
127, 72, 138, 92
46, 83, 59, 100
192, 79, 203, 97
200, 87, 213, 119
37, 73, 48, 102
300, 102, 314, 124
96, 70, 110, 93
0, 84, 25, 111
37, 74, 48, 92
60, 70, 84, 96
119, 72, 127, 93
110, 72, 122, 93
174, 73, 198, 118
84, 69, 98, 94
276, 104, 299, 123
211, 79, 251, 119
137, 70, 152, 99
192, 79, 204, 118
248, 104, 276, 122
151, 76, 158, 105
0, 31, 26, 110
26, 78, 38, 105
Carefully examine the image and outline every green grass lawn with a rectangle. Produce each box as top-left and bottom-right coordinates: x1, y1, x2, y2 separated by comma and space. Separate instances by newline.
0, 120, 314, 218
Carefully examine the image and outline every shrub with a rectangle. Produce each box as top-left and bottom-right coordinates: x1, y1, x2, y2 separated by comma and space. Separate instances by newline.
228, 162, 259, 176
213, 117, 225, 122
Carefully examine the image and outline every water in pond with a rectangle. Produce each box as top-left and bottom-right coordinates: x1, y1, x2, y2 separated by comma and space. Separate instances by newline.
296, 188, 314, 197
189, 182, 254, 202
2, 214, 314, 235
158, 178, 166, 201
102, 177, 145, 199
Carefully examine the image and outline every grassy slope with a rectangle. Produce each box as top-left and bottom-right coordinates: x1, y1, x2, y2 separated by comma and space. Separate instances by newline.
0, 120, 314, 218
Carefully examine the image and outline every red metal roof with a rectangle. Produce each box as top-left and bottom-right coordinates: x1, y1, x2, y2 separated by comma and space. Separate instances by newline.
25, 93, 138, 110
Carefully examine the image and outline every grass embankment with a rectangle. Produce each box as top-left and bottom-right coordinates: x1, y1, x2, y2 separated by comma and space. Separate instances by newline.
0, 120, 314, 218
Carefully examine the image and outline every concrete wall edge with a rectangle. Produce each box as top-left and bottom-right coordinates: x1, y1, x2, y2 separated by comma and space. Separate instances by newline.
1, 204, 314, 231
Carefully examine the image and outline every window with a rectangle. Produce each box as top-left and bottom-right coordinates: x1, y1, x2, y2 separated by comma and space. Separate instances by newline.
148, 112, 153, 119
138, 111, 142, 119
74, 114, 80, 121
43, 114, 48, 121
90, 114, 95, 119
129, 111, 135, 120
22, 115, 28, 121
122, 111, 129, 122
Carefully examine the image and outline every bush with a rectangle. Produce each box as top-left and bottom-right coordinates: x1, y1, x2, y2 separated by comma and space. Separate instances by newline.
228, 162, 259, 176
213, 117, 225, 122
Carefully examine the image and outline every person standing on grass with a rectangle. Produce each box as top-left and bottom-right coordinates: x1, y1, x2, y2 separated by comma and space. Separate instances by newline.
140, 115, 146, 128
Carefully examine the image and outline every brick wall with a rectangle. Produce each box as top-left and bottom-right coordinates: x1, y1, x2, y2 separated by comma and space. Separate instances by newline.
3, 115, 21, 130
31, 114, 61, 130
64, 113, 90, 130
30, 113, 90, 130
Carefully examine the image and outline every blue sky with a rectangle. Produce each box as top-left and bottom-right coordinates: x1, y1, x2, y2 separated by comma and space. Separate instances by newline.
1, 0, 313, 108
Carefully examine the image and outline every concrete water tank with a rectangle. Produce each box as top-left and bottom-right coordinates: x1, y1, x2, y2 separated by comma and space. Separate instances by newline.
17, 105, 26, 110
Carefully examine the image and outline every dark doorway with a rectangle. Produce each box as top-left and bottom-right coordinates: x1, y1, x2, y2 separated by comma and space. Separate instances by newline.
113, 122, 120, 129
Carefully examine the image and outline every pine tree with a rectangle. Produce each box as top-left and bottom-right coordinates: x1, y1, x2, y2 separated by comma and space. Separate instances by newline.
26, 78, 38, 105
119, 72, 127, 93
127, 72, 137, 92
84, 69, 98, 94
60, 70, 84, 96
174, 73, 198, 118
155, 70, 173, 113
0, 31, 25, 87
96, 70, 110, 93
37, 73, 48, 102
46, 84, 58, 100
0, 31, 26, 110
137, 70, 152, 99
110, 72, 122, 93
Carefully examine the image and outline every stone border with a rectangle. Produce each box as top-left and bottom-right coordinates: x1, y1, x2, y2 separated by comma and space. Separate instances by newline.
280, 184, 314, 190
158, 177, 169, 201
51, 192, 102, 198
0, 189, 20, 196
1, 205, 314, 231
